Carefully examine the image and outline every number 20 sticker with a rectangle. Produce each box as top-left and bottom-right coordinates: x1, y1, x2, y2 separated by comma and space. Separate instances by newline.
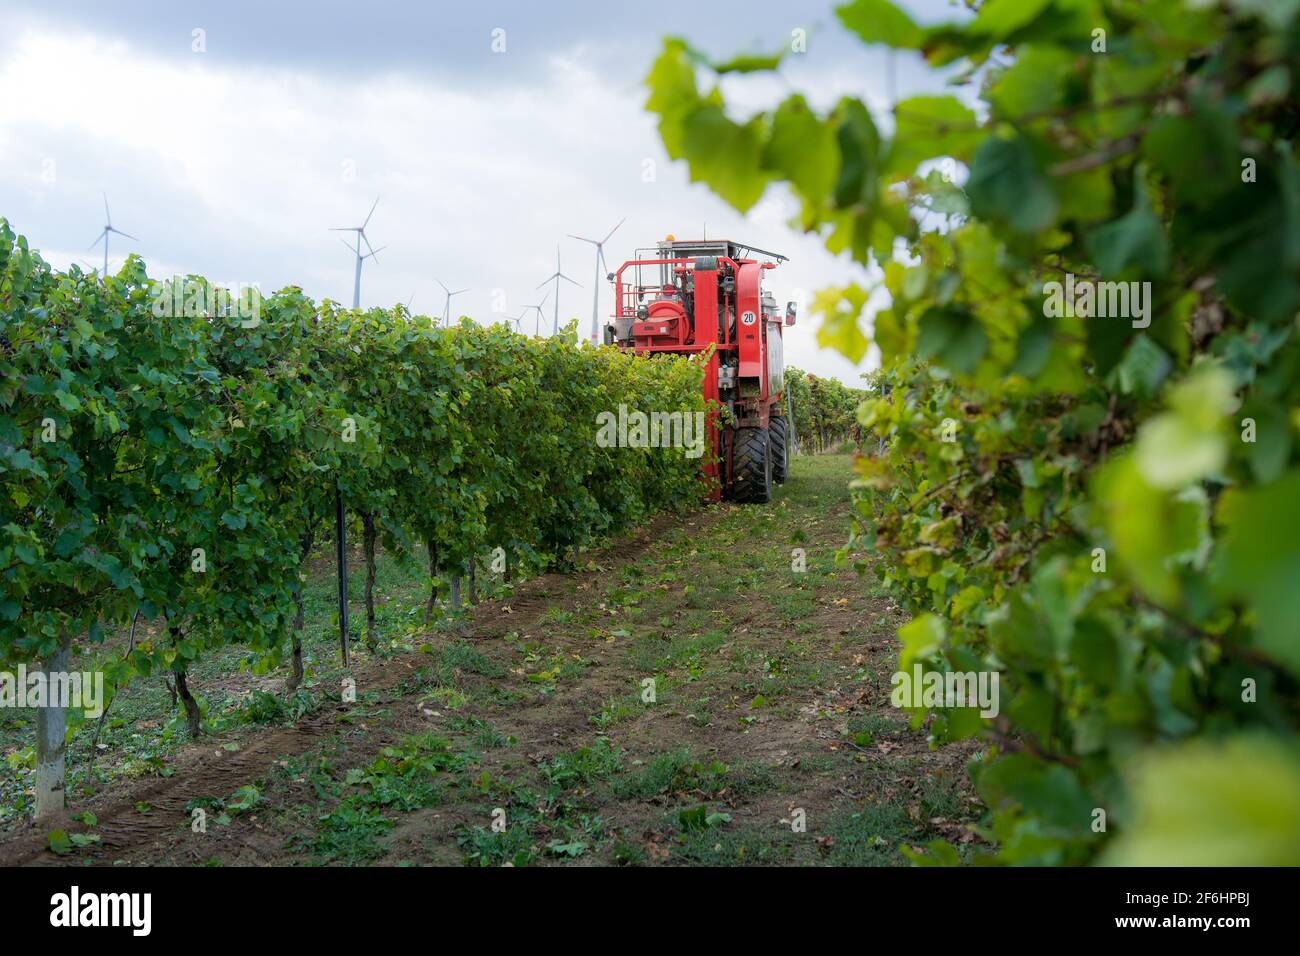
741, 311, 757, 326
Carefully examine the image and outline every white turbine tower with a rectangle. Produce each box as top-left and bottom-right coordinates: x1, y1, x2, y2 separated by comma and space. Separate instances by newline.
569, 217, 624, 344
89, 194, 138, 277
436, 279, 469, 327
331, 197, 385, 309
522, 292, 550, 337
537, 246, 580, 336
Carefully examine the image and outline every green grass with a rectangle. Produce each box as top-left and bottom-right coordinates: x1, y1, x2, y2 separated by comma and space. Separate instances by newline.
825, 773, 969, 866
627, 627, 728, 675
296, 733, 469, 864
539, 738, 622, 789
846, 712, 908, 747
667, 821, 805, 865
457, 819, 538, 867
445, 714, 511, 750
611, 748, 774, 801
589, 695, 641, 729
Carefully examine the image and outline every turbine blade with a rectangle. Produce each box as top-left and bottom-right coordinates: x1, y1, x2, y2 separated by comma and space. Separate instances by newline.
602, 217, 626, 244
452, 288, 468, 296
365, 245, 386, 261
361, 232, 377, 258
111, 228, 139, 241
568, 234, 597, 244
536, 276, 554, 289
560, 273, 581, 287
88, 230, 106, 250
103, 193, 111, 226
362, 196, 380, 230
436, 279, 449, 294
329, 227, 358, 232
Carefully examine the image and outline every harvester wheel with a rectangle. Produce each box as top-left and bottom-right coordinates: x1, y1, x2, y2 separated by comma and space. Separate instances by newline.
731, 426, 772, 504
770, 416, 788, 484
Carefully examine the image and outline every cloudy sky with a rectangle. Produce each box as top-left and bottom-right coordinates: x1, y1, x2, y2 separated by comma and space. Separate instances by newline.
0, 0, 966, 380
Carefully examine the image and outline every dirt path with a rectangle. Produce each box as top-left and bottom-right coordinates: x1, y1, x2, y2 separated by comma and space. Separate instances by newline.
2, 454, 980, 866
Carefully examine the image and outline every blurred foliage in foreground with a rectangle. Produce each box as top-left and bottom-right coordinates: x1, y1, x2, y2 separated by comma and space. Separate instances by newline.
648, 0, 1300, 864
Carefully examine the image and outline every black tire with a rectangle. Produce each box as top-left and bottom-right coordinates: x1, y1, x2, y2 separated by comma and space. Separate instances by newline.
730, 426, 772, 504
770, 415, 788, 484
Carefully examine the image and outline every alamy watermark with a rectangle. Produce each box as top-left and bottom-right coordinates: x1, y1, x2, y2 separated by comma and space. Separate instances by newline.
890, 664, 1000, 718
1043, 273, 1150, 329
595, 404, 706, 459
151, 276, 262, 327
50, 886, 151, 936
0, 665, 104, 718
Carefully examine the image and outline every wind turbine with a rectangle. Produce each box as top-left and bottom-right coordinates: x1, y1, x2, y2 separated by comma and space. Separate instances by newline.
330, 197, 385, 309
569, 217, 624, 344
436, 279, 469, 327
522, 292, 550, 337
89, 194, 138, 277
536, 246, 580, 336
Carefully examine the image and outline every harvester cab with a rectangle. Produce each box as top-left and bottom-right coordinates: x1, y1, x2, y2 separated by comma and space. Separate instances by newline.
607, 236, 795, 503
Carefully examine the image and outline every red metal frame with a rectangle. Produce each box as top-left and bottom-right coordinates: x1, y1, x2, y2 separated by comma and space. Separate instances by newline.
612, 253, 780, 503
612, 256, 743, 353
